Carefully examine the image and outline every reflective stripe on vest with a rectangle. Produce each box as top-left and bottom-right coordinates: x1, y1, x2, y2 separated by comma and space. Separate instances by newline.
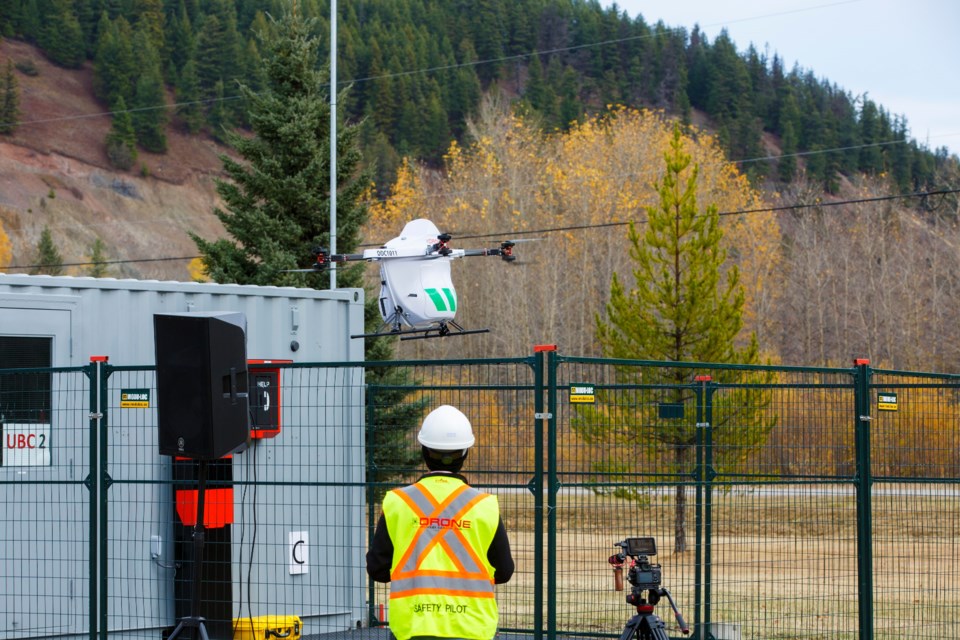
390, 482, 494, 599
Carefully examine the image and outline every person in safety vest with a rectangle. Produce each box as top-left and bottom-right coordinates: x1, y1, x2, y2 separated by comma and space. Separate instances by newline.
366, 404, 514, 640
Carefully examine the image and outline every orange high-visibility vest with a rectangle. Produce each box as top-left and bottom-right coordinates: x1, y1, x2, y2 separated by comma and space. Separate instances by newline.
383, 475, 500, 640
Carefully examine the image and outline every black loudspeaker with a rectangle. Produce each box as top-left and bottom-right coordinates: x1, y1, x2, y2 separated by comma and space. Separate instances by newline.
154, 312, 250, 459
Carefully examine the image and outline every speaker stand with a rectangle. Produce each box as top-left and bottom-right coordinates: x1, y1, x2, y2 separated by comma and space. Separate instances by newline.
168, 458, 212, 640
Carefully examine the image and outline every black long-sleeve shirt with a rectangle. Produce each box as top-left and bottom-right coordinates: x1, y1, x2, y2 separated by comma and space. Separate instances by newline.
365, 472, 515, 584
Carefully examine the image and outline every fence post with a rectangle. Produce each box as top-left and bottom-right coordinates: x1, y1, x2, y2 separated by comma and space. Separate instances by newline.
531, 346, 544, 640
693, 375, 715, 640
86, 355, 111, 640
853, 359, 874, 640
365, 384, 378, 628
533, 344, 556, 640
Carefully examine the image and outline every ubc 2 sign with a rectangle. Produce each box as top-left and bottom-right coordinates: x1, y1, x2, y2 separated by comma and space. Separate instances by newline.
3, 423, 51, 466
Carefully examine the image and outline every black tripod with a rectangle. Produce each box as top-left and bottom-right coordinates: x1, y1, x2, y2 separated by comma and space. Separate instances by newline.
618, 587, 684, 640
168, 458, 212, 640
609, 538, 689, 640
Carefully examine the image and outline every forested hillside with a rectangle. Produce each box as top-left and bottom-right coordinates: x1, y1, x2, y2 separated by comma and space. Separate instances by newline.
2, 0, 960, 370
1, 0, 957, 192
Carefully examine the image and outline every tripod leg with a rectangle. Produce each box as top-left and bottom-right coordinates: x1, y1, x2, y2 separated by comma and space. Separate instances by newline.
618, 614, 642, 640
639, 614, 670, 640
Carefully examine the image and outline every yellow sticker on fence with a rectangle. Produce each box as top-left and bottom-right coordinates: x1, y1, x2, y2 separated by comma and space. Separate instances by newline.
570, 384, 595, 404
121, 388, 150, 408
877, 392, 898, 412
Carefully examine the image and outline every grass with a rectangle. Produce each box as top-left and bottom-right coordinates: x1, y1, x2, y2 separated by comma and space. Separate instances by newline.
486, 484, 960, 639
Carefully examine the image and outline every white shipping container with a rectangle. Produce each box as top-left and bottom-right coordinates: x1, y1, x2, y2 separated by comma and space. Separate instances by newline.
0, 274, 368, 639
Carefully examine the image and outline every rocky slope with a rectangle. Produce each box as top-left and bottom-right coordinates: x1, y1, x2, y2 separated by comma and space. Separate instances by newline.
0, 39, 228, 280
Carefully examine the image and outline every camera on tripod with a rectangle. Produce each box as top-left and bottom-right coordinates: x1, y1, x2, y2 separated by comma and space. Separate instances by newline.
608, 537, 689, 639
610, 537, 661, 596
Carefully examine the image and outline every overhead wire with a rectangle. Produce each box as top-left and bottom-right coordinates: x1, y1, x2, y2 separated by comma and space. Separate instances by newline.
0, 0, 950, 154
3, 187, 957, 271
2, 1, 958, 270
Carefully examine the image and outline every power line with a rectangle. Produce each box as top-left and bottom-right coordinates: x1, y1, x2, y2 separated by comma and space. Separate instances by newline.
4, 188, 955, 272
1, 256, 198, 271
355, 129, 960, 214
449, 188, 960, 240
2, 0, 951, 160
6, 95, 243, 128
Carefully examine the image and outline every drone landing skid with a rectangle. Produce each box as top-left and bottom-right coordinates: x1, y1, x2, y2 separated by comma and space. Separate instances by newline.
350, 318, 489, 341
400, 323, 490, 341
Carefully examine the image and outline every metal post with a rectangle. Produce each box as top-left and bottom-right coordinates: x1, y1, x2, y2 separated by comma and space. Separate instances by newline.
86, 356, 111, 640
532, 347, 547, 640
693, 375, 714, 640
545, 348, 558, 640
701, 378, 715, 640
693, 380, 704, 640
365, 385, 378, 627
86, 358, 102, 640
328, 0, 338, 290
853, 359, 874, 640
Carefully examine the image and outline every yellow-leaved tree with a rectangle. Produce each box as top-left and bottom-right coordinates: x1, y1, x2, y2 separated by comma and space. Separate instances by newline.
187, 257, 209, 282
365, 99, 781, 360
0, 219, 12, 270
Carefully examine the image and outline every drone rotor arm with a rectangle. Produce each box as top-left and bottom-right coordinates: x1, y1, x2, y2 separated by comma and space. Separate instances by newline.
328, 252, 367, 263
461, 244, 516, 262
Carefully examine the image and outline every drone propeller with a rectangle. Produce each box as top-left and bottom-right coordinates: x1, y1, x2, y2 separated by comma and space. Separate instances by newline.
282, 246, 367, 273
432, 233, 454, 256
458, 237, 540, 263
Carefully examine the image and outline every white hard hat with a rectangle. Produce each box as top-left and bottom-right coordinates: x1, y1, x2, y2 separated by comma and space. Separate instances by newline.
417, 405, 475, 450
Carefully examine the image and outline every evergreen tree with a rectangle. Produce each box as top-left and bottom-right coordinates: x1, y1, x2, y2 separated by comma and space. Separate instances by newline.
32, 226, 64, 275
778, 120, 799, 184
466, 0, 505, 84
165, 1, 195, 82
193, 4, 424, 493
523, 53, 548, 115
365, 39, 395, 133
105, 95, 137, 170
890, 116, 913, 192
205, 79, 232, 143
130, 30, 168, 153
0, 60, 20, 135
40, 0, 85, 68
74, 0, 102, 57
0, 0, 19, 37
557, 66, 582, 129
21, 0, 40, 43
192, 4, 369, 288
194, 13, 227, 98
195, 0, 242, 122
858, 97, 884, 174
86, 237, 109, 277
132, 0, 165, 61
583, 125, 771, 553
175, 57, 204, 134
449, 39, 481, 131
93, 14, 137, 106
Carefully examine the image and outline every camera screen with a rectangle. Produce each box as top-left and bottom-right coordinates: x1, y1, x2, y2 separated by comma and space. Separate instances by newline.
625, 537, 657, 556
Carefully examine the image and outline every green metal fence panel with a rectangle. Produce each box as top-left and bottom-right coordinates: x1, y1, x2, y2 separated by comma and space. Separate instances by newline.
99, 362, 369, 639
550, 356, 865, 640
4, 353, 960, 640
868, 369, 960, 640
0, 366, 93, 640
363, 358, 540, 636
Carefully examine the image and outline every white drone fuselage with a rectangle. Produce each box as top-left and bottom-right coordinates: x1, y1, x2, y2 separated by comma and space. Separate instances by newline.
365, 219, 465, 329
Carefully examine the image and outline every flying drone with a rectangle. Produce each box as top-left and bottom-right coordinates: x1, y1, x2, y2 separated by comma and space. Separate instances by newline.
297, 219, 521, 340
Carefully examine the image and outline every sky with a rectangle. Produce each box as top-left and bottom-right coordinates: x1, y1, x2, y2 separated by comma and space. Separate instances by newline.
606, 0, 960, 156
